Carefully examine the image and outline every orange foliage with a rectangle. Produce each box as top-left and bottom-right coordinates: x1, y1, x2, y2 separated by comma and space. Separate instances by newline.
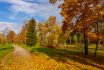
87, 32, 97, 41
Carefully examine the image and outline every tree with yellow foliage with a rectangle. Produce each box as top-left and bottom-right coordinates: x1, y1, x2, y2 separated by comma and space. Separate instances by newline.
6, 31, 16, 43
50, 0, 104, 55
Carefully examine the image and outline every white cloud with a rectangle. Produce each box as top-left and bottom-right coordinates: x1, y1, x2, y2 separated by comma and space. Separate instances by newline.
0, 22, 23, 34
0, 0, 61, 16
0, 0, 63, 33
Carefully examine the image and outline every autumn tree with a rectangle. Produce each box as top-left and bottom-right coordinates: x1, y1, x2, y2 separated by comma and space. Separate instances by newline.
37, 16, 61, 48
94, 21, 104, 56
50, 0, 57, 4
26, 18, 37, 46
48, 23, 61, 48
45, 16, 61, 48
0, 33, 6, 44
50, 0, 104, 55
2, 28, 9, 44
97, 21, 104, 43
6, 30, 16, 43
37, 23, 47, 46
17, 23, 28, 44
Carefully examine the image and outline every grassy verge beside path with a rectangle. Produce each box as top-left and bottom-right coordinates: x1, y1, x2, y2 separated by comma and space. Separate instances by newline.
0, 43, 14, 59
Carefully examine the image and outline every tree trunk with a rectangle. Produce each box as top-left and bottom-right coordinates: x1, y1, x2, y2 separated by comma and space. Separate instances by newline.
69, 37, 71, 44
83, 29, 88, 55
64, 39, 66, 48
77, 34, 80, 43
71, 34, 74, 44
95, 22, 99, 57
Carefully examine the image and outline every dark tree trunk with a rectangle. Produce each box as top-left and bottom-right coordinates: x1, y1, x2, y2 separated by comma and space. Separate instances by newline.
83, 29, 88, 55
71, 34, 74, 44
77, 34, 80, 43
83, 21, 88, 55
12, 40, 13, 44
95, 22, 99, 57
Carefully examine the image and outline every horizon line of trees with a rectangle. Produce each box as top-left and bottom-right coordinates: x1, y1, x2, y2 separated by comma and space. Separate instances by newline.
0, 15, 103, 57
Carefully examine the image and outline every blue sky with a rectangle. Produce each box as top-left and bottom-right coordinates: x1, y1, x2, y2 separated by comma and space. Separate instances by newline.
0, 0, 62, 33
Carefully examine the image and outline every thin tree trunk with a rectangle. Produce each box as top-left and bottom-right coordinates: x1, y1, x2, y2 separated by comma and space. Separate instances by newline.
83, 29, 88, 55
71, 34, 74, 44
64, 39, 66, 49
83, 21, 88, 55
69, 37, 71, 44
77, 34, 80, 43
95, 22, 99, 57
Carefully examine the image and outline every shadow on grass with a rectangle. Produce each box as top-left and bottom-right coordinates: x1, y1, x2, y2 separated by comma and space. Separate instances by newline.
31, 47, 104, 69
0, 47, 13, 50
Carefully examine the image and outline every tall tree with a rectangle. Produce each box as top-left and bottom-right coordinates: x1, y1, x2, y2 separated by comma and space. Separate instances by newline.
98, 22, 104, 43
94, 21, 104, 56
38, 16, 61, 48
0, 33, 6, 44
50, 0, 104, 55
2, 28, 8, 44
6, 31, 16, 43
26, 18, 37, 46
38, 23, 49, 46
45, 16, 61, 48
17, 23, 28, 44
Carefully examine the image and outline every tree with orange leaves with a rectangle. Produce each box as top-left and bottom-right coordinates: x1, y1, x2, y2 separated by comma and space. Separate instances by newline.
6, 30, 16, 43
50, 0, 104, 55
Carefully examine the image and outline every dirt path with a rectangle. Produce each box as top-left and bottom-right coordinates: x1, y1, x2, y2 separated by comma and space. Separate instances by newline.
0, 45, 37, 70
12, 45, 30, 56
1, 45, 103, 70
0, 45, 63, 70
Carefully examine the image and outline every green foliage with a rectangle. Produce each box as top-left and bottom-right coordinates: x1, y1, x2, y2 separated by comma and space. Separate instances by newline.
19, 43, 41, 52
38, 16, 61, 48
0, 43, 14, 59
73, 36, 77, 44
26, 18, 37, 46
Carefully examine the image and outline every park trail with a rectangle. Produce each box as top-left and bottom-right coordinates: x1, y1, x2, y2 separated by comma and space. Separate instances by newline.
0, 45, 103, 70
0, 45, 38, 70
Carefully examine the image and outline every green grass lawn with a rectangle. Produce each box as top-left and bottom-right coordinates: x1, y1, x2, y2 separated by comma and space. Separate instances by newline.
0, 43, 14, 59
19, 44, 104, 70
